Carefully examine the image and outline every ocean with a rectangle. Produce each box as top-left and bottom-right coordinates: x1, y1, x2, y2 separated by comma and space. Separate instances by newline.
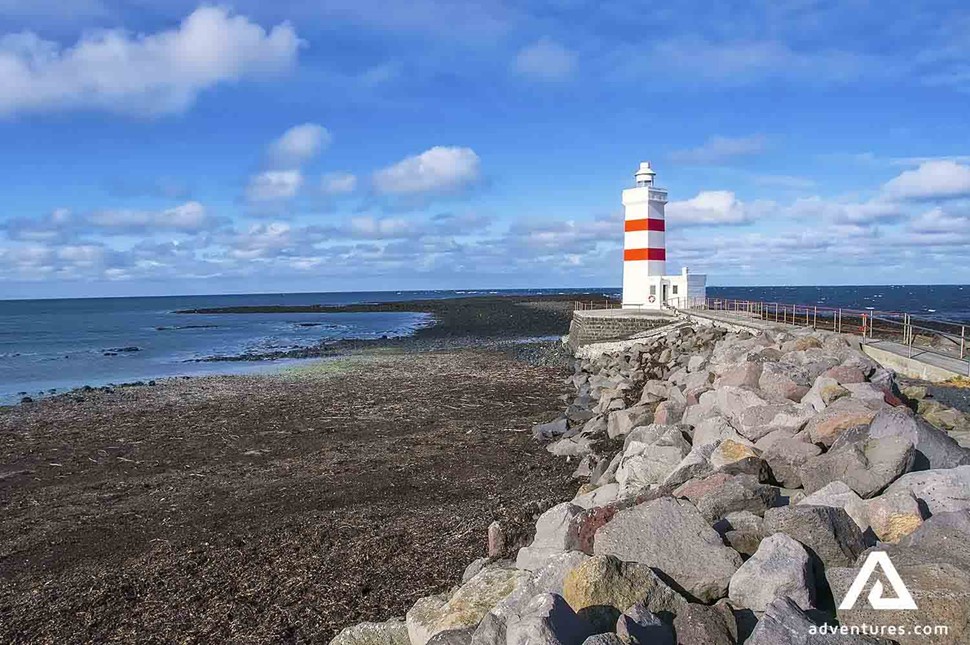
1, 286, 967, 404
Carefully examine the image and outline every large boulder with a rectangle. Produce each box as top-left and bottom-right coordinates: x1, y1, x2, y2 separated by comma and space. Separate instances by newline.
654, 400, 686, 425
865, 490, 925, 543
408, 594, 452, 645
896, 510, 970, 569
736, 403, 816, 442
607, 406, 654, 440
593, 496, 743, 602
663, 442, 718, 489
408, 568, 529, 645
713, 363, 763, 390
798, 434, 915, 498
802, 376, 851, 411
798, 482, 870, 533
516, 503, 585, 571
330, 619, 410, 645
714, 386, 769, 425
746, 597, 885, 644
615, 604, 675, 645
710, 439, 765, 474
675, 473, 780, 523
505, 593, 595, 645
615, 426, 691, 494
561, 555, 687, 632
692, 416, 750, 447
882, 466, 970, 516
868, 409, 970, 471
763, 505, 866, 570
475, 552, 590, 645
572, 483, 620, 510
727, 533, 815, 612
670, 602, 738, 645
804, 398, 877, 447
759, 361, 812, 402
762, 435, 822, 488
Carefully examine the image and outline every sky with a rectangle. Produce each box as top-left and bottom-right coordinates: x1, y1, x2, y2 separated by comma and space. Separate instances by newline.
0, 1, 969, 299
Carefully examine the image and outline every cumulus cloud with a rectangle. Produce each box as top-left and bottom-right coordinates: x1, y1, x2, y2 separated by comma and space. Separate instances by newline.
373, 146, 481, 195
670, 135, 767, 164
266, 123, 330, 169
909, 206, 970, 235
513, 38, 577, 81
667, 191, 760, 226
785, 196, 902, 225
0, 6, 301, 116
882, 160, 970, 200
245, 170, 303, 203
320, 172, 358, 195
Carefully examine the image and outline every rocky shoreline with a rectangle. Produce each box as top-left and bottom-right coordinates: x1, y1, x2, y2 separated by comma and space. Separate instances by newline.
333, 323, 970, 645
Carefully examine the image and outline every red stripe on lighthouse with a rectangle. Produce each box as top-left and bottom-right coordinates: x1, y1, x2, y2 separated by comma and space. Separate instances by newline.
624, 248, 666, 261
624, 218, 665, 232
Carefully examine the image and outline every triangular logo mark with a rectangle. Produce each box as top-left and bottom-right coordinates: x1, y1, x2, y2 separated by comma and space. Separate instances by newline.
839, 551, 917, 611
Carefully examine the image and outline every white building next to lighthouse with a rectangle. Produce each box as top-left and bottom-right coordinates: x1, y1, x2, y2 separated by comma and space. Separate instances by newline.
621, 162, 706, 309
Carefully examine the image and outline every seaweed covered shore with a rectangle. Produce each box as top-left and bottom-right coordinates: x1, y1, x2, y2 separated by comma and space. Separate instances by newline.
0, 296, 592, 643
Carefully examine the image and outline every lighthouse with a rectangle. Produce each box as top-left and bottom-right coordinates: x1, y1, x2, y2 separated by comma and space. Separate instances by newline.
621, 162, 706, 309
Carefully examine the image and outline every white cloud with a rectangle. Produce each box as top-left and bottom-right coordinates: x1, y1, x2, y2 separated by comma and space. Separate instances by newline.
86, 201, 212, 232
321, 172, 358, 195
245, 170, 303, 203
267, 123, 330, 169
513, 38, 577, 81
910, 206, 970, 235
347, 216, 415, 238
882, 160, 970, 200
2, 201, 219, 240
0, 6, 301, 116
373, 146, 481, 195
670, 135, 767, 164
667, 191, 758, 225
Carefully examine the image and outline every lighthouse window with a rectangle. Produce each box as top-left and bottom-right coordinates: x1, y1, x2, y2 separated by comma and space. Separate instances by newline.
649, 285, 656, 296
672, 285, 679, 295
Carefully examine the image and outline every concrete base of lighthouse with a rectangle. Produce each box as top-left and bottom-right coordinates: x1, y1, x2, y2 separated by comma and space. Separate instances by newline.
622, 267, 708, 310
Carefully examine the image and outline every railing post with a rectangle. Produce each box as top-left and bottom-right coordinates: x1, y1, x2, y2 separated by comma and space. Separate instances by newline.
961, 325, 965, 359
813, 306, 817, 329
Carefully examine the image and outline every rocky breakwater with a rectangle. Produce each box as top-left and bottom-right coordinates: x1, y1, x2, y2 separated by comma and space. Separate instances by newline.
331, 325, 970, 645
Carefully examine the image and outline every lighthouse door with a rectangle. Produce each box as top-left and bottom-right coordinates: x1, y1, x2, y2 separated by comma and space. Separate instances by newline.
662, 283, 668, 306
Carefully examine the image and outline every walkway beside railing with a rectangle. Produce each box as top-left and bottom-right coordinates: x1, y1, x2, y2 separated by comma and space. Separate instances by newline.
666, 296, 969, 378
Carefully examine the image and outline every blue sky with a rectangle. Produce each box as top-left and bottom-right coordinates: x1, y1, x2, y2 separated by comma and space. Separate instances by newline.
1, 1, 969, 298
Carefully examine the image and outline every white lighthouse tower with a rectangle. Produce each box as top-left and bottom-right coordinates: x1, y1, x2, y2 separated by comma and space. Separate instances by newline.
621, 161, 706, 309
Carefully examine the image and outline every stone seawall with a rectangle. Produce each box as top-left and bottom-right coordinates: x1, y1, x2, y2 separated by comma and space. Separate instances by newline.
567, 311, 671, 350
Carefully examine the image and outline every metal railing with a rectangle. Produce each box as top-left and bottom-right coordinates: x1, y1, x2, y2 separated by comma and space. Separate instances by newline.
573, 299, 622, 311
669, 297, 969, 376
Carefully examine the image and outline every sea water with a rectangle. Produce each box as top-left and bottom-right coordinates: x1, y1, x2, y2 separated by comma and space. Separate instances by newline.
0, 286, 967, 404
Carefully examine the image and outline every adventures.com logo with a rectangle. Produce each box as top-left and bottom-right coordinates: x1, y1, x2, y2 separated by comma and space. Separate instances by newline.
807, 551, 950, 640
838, 551, 917, 611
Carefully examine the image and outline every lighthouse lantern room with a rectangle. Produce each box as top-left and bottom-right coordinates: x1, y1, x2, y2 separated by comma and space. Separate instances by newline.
621, 162, 706, 309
